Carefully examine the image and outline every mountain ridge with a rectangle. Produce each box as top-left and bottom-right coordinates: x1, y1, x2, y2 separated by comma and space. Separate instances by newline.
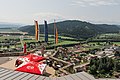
18, 20, 120, 39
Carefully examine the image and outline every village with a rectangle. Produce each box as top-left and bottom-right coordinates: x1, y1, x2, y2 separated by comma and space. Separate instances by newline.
0, 35, 120, 79
0, 21, 120, 80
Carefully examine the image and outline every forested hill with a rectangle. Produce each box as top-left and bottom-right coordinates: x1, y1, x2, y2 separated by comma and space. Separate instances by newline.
19, 20, 120, 39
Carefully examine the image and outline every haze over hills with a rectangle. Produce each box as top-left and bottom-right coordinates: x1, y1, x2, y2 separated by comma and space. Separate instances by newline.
19, 20, 120, 39
0, 22, 24, 28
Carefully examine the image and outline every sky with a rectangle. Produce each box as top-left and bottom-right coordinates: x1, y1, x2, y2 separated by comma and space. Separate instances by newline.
0, 0, 120, 25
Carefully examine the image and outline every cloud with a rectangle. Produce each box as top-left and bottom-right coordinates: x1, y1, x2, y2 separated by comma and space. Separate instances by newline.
71, 0, 119, 7
33, 12, 66, 23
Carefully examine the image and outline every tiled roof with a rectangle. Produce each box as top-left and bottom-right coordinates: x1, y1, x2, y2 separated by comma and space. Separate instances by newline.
0, 67, 119, 80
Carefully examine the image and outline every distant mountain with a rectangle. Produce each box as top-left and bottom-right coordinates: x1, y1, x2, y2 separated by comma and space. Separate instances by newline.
0, 22, 23, 28
19, 20, 120, 39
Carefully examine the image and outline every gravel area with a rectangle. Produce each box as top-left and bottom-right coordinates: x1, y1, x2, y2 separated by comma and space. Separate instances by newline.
0, 57, 10, 65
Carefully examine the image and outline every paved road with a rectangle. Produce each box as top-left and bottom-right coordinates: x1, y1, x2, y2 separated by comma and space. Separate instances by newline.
74, 62, 89, 69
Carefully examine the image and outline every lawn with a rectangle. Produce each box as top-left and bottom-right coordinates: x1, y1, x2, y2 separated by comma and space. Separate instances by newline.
52, 40, 79, 46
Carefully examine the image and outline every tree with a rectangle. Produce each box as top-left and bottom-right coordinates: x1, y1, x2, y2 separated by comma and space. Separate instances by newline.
114, 51, 120, 57
88, 57, 118, 78
89, 65, 97, 75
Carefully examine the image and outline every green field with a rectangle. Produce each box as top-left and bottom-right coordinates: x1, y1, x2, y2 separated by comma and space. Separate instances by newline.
40, 34, 76, 40
95, 33, 120, 40
113, 42, 120, 45
2, 33, 120, 51
0, 36, 20, 41
0, 34, 79, 49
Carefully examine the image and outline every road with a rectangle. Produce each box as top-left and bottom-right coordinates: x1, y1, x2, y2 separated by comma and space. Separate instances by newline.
74, 62, 89, 69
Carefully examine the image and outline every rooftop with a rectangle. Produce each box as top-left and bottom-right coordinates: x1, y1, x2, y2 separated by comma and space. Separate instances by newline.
0, 67, 119, 80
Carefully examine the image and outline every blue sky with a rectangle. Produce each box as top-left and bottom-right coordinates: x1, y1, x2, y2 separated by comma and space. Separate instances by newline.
0, 0, 120, 24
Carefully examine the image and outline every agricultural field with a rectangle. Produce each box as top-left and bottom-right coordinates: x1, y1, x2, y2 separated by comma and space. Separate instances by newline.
95, 33, 120, 40
1, 33, 120, 52
0, 36, 20, 41
113, 42, 120, 46
88, 33, 120, 47
0, 34, 80, 52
